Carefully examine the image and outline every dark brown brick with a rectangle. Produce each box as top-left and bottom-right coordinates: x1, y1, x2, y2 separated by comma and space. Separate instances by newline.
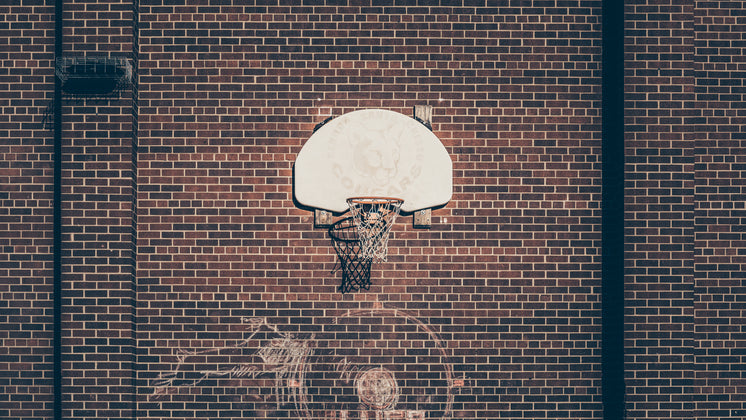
5, 1, 745, 420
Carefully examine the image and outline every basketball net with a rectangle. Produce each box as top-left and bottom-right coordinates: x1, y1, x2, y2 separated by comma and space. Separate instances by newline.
328, 217, 372, 294
346, 197, 403, 262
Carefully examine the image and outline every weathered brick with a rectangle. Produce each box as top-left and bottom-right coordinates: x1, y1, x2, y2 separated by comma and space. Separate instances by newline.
5, 1, 744, 420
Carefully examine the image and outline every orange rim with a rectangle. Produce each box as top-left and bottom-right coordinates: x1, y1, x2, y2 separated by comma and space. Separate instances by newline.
346, 197, 404, 205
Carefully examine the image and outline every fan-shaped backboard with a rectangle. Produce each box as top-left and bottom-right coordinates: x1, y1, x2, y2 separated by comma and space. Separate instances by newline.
294, 109, 452, 213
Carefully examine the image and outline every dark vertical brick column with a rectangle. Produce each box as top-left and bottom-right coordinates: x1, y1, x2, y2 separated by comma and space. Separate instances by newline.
0, 1, 55, 419
58, 0, 137, 419
693, 2, 746, 419
624, 1, 695, 419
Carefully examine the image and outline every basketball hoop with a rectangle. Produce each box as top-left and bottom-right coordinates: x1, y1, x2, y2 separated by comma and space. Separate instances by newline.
346, 197, 403, 262
329, 217, 372, 294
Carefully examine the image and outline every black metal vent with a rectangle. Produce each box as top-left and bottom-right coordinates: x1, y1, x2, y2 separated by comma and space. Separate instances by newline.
55, 56, 132, 98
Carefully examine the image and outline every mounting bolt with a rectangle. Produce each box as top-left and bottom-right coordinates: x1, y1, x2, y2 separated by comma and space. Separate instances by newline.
413, 104, 433, 130
413, 208, 431, 228
314, 209, 333, 227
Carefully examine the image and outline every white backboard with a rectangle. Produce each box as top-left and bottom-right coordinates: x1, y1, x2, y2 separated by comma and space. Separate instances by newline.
294, 109, 452, 213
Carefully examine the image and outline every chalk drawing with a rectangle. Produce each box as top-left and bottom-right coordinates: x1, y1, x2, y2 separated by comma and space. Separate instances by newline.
148, 316, 313, 413
294, 306, 456, 418
355, 367, 399, 410
325, 409, 426, 420
148, 306, 461, 419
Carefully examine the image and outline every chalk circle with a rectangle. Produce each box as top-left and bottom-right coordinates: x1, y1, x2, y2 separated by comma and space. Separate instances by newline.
296, 307, 455, 419
355, 367, 399, 410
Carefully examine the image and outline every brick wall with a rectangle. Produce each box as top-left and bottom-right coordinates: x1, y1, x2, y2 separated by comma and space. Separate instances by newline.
2, 1, 743, 420
625, 1, 746, 420
59, 0, 137, 419
692, 1, 746, 419
624, 1, 695, 419
0, 1, 55, 419
134, 2, 602, 419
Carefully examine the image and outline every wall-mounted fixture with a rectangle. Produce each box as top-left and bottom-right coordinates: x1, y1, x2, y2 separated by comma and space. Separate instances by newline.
55, 56, 132, 98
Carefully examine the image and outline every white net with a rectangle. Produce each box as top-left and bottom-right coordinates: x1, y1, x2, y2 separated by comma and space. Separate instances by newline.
346, 197, 403, 262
